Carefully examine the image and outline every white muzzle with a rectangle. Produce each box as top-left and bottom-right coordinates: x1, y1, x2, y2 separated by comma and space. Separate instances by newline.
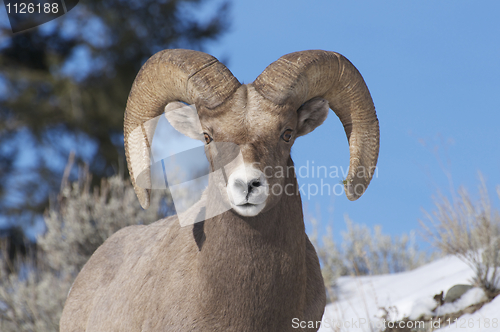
226, 165, 269, 216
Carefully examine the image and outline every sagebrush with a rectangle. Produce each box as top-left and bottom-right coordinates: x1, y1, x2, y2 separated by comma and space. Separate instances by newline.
0, 170, 169, 332
420, 174, 500, 296
310, 214, 434, 301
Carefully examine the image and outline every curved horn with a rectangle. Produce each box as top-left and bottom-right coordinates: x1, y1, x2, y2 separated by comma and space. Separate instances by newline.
253, 50, 379, 200
124, 49, 240, 209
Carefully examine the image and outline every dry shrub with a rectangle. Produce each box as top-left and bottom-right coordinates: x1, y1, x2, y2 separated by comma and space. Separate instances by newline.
0, 169, 168, 332
420, 174, 500, 296
310, 215, 434, 302
340, 217, 431, 276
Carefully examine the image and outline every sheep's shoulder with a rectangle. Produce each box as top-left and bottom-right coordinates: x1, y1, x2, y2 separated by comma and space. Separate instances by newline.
61, 216, 197, 331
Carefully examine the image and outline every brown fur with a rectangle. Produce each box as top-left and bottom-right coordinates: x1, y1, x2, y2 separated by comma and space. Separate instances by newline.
60, 85, 328, 331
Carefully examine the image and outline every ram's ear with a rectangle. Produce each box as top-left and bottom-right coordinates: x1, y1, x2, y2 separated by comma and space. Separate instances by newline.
296, 97, 329, 137
164, 102, 204, 141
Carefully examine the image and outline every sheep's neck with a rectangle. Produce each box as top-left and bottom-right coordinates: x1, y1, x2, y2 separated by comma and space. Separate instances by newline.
196, 167, 307, 328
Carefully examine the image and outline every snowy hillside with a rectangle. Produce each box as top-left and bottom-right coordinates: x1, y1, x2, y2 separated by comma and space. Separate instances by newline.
318, 256, 500, 332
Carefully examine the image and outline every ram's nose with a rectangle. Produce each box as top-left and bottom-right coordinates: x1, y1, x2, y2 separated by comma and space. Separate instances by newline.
226, 166, 269, 216
230, 177, 264, 202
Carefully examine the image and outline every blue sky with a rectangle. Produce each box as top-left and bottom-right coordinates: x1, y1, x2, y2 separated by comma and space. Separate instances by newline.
201, 0, 500, 243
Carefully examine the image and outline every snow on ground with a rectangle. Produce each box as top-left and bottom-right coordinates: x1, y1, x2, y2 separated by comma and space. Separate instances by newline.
434, 287, 487, 317
317, 255, 500, 332
442, 296, 500, 332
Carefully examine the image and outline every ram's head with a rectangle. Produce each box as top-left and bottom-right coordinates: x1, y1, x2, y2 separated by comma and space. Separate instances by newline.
124, 49, 379, 218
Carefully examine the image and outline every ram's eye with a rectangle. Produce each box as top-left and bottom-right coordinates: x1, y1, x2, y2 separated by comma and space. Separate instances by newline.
281, 129, 293, 142
203, 133, 213, 144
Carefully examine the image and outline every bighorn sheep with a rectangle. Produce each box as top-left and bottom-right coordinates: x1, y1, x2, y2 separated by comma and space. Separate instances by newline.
60, 49, 379, 331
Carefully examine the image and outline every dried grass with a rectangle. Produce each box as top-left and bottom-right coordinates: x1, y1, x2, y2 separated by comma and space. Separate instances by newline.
0, 167, 168, 331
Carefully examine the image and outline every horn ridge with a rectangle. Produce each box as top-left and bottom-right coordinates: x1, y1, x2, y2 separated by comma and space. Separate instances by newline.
253, 50, 379, 201
124, 49, 240, 208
